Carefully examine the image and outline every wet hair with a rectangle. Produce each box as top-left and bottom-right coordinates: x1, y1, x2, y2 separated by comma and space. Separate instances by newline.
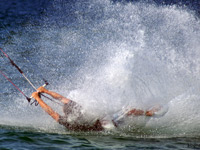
63, 100, 82, 116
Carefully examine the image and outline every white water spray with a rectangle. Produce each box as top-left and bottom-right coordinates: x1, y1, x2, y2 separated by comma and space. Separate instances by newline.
1, 0, 200, 136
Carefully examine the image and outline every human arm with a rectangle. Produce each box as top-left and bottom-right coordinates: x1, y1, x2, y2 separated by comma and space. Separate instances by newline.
37, 86, 70, 104
32, 92, 60, 121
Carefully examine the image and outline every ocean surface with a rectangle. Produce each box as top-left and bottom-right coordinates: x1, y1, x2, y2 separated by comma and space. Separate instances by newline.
0, 0, 200, 149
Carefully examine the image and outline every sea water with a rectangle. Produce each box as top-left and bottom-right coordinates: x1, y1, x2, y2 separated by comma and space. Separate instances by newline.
0, 0, 200, 149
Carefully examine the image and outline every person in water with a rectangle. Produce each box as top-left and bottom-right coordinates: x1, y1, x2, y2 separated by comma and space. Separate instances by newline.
31, 86, 160, 131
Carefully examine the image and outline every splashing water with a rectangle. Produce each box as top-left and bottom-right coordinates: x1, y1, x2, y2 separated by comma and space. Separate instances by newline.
1, 0, 200, 137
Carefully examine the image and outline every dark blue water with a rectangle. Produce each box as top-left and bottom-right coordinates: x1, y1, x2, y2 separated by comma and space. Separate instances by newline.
1, 0, 200, 149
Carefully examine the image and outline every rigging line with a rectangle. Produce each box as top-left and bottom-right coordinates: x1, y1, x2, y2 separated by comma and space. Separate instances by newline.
21, 56, 49, 86
20, 51, 46, 79
0, 24, 62, 105
0, 48, 37, 91
30, 83, 63, 106
0, 48, 62, 105
1, 22, 46, 83
0, 70, 31, 102
37, 93, 63, 106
